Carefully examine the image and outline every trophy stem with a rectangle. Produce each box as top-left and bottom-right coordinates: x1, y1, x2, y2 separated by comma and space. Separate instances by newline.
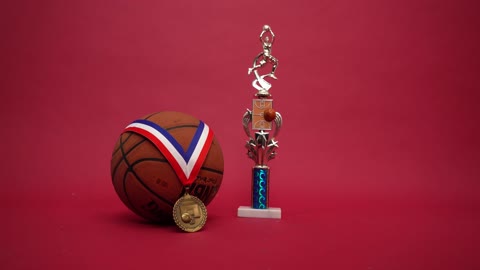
252, 165, 269, 209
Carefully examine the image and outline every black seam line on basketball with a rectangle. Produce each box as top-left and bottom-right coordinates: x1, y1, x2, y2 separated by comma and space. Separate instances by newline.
112, 138, 146, 178
129, 158, 223, 176
127, 158, 173, 204
144, 112, 158, 120
200, 166, 224, 175
119, 135, 172, 208
111, 138, 147, 181
126, 165, 175, 207
122, 169, 140, 214
112, 132, 134, 157
165, 124, 198, 131
129, 157, 168, 167
117, 135, 137, 210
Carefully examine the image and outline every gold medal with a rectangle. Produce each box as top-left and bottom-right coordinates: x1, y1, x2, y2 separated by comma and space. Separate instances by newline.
173, 192, 207, 232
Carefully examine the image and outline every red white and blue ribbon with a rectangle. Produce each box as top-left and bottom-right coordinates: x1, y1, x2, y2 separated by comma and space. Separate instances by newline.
124, 119, 214, 186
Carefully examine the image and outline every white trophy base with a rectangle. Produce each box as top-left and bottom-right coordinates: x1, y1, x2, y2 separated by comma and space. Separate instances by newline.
237, 206, 282, 219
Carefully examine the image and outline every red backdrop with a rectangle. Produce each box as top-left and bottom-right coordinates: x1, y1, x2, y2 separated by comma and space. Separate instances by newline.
1, 0, 478, 269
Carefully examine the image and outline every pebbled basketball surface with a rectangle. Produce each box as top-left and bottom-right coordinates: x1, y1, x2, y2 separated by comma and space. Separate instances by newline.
111, 112, 224, 222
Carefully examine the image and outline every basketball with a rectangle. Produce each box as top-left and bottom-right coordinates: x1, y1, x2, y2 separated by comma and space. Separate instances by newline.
264, 108, 276, 122
110, 111, 224, 223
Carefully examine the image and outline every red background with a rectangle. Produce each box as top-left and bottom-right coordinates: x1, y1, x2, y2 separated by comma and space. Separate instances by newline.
1, 0, 479, 269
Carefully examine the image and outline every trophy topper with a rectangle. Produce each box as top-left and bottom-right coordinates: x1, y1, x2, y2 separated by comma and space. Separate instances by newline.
247, 25, 279, 97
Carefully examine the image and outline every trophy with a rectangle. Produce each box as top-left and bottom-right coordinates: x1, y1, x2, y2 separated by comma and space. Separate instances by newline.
237, 25, 282, 219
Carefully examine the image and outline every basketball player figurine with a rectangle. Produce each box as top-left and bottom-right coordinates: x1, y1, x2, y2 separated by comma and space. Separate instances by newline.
247, 25, 279, 97
238, 25, 282, 219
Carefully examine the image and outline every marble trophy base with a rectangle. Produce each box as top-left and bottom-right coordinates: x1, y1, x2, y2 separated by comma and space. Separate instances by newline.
237, 206, 282, 219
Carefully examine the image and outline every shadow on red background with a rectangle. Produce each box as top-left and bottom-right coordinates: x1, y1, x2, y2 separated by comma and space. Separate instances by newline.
1, 0, 478, 269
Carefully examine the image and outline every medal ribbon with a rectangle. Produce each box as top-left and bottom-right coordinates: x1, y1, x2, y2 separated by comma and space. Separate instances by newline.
124, 119, 214, 186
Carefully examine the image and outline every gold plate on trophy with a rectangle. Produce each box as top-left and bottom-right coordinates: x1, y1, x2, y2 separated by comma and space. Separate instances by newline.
173, 193, 207, 232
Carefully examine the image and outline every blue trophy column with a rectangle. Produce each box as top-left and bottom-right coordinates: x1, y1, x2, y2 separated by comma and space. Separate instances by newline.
252, 166, 269, 209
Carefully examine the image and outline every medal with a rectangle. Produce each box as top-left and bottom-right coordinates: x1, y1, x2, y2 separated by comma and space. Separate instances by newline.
173, 188, 207, 232
124, 119, 214, 231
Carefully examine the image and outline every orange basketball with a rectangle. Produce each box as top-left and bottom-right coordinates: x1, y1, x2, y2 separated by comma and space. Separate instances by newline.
263, 108, 276, 122
110, 111, 224, 223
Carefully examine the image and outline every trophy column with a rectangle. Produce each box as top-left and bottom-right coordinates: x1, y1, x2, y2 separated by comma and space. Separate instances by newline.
252, 165, 269, 209
237, 25, 282, 219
